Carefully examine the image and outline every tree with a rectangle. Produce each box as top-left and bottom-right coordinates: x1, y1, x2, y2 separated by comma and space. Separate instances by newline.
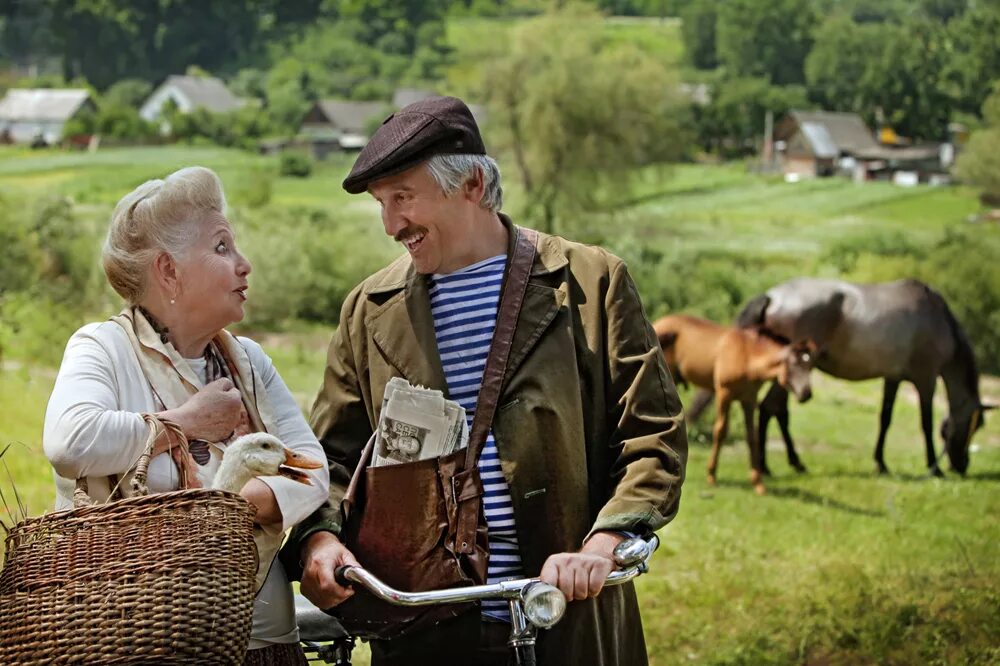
945, 4, 1000, 115
483, 6, 688, 233
956, 85, 1000, 206
680, 0, 718, 70
861, 17, 951, 140
338, 0, 450, 55
805, 17, 884, 112
6, 0, 323, 89
806, 16, 952, 140
715, 0, 819, 85
102, 79, 152, 108
693, 76, 808, 156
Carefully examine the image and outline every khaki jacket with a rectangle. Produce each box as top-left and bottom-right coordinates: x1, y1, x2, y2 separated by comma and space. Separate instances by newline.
285, 217, 687, 665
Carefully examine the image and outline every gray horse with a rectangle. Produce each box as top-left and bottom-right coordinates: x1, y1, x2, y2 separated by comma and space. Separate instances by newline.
726, 277, 994, 477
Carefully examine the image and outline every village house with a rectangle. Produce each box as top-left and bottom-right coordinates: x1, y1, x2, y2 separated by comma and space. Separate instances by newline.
291, 91, 488, 159
0, 89, 95, 145
774, 110, 947, 184
299, 100, 389, 158
139, 75, 244, 124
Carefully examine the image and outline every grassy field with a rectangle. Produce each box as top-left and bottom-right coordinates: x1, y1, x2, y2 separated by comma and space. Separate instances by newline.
1, 145, 998, 664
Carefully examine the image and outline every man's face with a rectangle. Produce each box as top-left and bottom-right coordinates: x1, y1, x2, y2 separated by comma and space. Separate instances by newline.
368, 164, 471, 274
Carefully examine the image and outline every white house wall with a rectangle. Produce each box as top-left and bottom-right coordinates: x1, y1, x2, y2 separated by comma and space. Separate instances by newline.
0, 120, 66, 144
139, 86, 193, 122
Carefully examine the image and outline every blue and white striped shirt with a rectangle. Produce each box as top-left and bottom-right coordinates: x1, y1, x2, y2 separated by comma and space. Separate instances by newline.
429, 254, 523, 621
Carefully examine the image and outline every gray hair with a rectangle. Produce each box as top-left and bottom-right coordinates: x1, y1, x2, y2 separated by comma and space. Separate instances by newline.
425, 154, 503, 212
103, 166, 227, 303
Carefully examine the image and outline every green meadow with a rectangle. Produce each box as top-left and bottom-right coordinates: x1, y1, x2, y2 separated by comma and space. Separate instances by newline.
1, 146, 998, 664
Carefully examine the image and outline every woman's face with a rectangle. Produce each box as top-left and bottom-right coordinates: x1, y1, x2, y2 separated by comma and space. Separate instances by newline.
173, 213, 252, 336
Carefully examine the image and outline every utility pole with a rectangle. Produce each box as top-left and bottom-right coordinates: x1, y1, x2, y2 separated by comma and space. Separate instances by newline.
762, 110, 774, 167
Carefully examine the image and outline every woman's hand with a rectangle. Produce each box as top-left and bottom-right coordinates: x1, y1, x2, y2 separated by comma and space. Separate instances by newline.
159, 378, 244, 442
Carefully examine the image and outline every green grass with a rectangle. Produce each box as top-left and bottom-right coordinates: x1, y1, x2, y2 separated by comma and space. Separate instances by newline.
3, 358, 998, 665
0, 365, 58, 532
650, 375, 1000, 666
611, 168, 977, 255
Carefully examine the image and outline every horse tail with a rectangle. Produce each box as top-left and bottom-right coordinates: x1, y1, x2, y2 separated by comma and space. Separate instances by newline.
736, 293, 770, 329
931, 285, 980, 396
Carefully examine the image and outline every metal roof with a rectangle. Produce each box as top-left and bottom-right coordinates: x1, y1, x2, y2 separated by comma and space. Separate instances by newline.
0, 89, 91, 121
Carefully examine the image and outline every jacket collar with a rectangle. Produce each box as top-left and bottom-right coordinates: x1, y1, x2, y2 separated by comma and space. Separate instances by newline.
363, 214, 568, 395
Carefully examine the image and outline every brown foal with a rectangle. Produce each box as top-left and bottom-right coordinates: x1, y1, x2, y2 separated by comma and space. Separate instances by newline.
652, 314, 816, 494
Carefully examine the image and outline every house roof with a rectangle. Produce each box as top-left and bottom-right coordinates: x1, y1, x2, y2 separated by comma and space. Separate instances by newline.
160, 75, 242, 113
392, 88, 436, 109
313, 100, 388, 134
0, 89, 91, 122
783, 110, 944, 163
798, 122, 838, 159
784, 110, 881, 156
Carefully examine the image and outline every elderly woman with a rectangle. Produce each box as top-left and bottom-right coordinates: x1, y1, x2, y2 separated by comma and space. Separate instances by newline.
43, 166, 329, 666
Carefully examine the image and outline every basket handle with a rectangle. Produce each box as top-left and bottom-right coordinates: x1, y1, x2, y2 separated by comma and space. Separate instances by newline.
73, 414, 186, 508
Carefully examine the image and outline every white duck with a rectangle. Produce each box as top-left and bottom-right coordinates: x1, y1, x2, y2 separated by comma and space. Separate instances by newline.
212, 432, 325, 592
212, 432, 324, 493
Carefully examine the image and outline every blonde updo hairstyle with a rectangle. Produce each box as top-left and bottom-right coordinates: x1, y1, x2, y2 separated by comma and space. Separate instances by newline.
103, 166, 227, 304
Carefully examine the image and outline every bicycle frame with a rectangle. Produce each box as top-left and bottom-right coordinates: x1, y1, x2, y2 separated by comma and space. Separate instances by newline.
298, 535, 659, 666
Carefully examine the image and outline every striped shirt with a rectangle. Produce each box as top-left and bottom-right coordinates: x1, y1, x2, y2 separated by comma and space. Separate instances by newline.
429, 254, 523, 621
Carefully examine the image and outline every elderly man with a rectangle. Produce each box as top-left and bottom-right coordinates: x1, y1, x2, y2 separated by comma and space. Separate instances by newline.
284, 96, 687, 665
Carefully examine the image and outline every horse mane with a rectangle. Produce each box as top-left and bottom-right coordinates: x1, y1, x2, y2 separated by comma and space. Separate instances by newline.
736, 294, 770, 329
937, 290, 980, 399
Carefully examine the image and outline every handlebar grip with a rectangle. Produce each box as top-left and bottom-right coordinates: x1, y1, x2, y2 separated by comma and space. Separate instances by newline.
334, 565, 353, 588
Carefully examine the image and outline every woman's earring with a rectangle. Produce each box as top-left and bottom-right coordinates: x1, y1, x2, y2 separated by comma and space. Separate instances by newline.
170, 298, 176, 305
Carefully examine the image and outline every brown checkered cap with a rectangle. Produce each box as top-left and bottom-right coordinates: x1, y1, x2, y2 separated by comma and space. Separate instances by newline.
342, 96, 486, 194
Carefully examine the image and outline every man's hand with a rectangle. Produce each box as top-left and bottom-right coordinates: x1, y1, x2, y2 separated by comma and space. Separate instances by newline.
300, 531, 361, 609
159, 378, 244, 442
539, 531, 625, 602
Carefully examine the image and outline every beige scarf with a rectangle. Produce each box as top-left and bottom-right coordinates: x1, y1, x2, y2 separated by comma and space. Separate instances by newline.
110, 306, 283, 593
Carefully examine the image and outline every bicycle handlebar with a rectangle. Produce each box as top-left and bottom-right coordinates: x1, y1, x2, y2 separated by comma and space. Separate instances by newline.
333, 534, 659, 607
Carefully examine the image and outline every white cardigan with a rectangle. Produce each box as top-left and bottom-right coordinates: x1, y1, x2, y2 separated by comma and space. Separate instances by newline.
44, 321, 330, 648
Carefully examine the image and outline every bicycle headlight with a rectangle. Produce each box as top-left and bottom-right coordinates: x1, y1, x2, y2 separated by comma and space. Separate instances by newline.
521, 582, 566, 629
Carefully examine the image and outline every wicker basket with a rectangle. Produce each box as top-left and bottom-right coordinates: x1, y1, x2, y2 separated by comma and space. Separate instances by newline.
0, 442, 258, 665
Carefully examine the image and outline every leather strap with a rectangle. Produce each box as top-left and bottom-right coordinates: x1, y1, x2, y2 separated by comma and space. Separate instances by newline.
464, 225, 538, 471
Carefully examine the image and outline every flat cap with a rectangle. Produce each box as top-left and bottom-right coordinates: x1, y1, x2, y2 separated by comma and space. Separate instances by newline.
342, 95, 486, 194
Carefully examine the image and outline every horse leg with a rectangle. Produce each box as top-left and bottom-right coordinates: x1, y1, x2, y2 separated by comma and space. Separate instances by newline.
915, 378, 943, 478
874, 379, 900, 475
742, 399, 766, 495
708, 394, 732, 486
757, 399, 774, 478
760, 382, 804, 474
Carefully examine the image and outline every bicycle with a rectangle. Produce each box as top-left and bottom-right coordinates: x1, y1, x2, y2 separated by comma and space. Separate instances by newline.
296, 534, 659, 666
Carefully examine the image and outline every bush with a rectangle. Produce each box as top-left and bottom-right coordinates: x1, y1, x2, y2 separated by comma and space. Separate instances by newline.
238, 207, 397, 328
603, 230, 802, 324
94, 104, 158, 140
279, 152, 313, 178
956, 84, 1000, 205
231, 168, 274, 209
918, 227, 1000, 374
102, 79, 153, 109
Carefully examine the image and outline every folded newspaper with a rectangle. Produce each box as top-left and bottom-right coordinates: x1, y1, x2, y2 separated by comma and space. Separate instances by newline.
373, 377, 469, 467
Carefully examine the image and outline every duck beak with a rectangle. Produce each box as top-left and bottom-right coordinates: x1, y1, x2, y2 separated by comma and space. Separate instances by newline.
277, 447, 324, 485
